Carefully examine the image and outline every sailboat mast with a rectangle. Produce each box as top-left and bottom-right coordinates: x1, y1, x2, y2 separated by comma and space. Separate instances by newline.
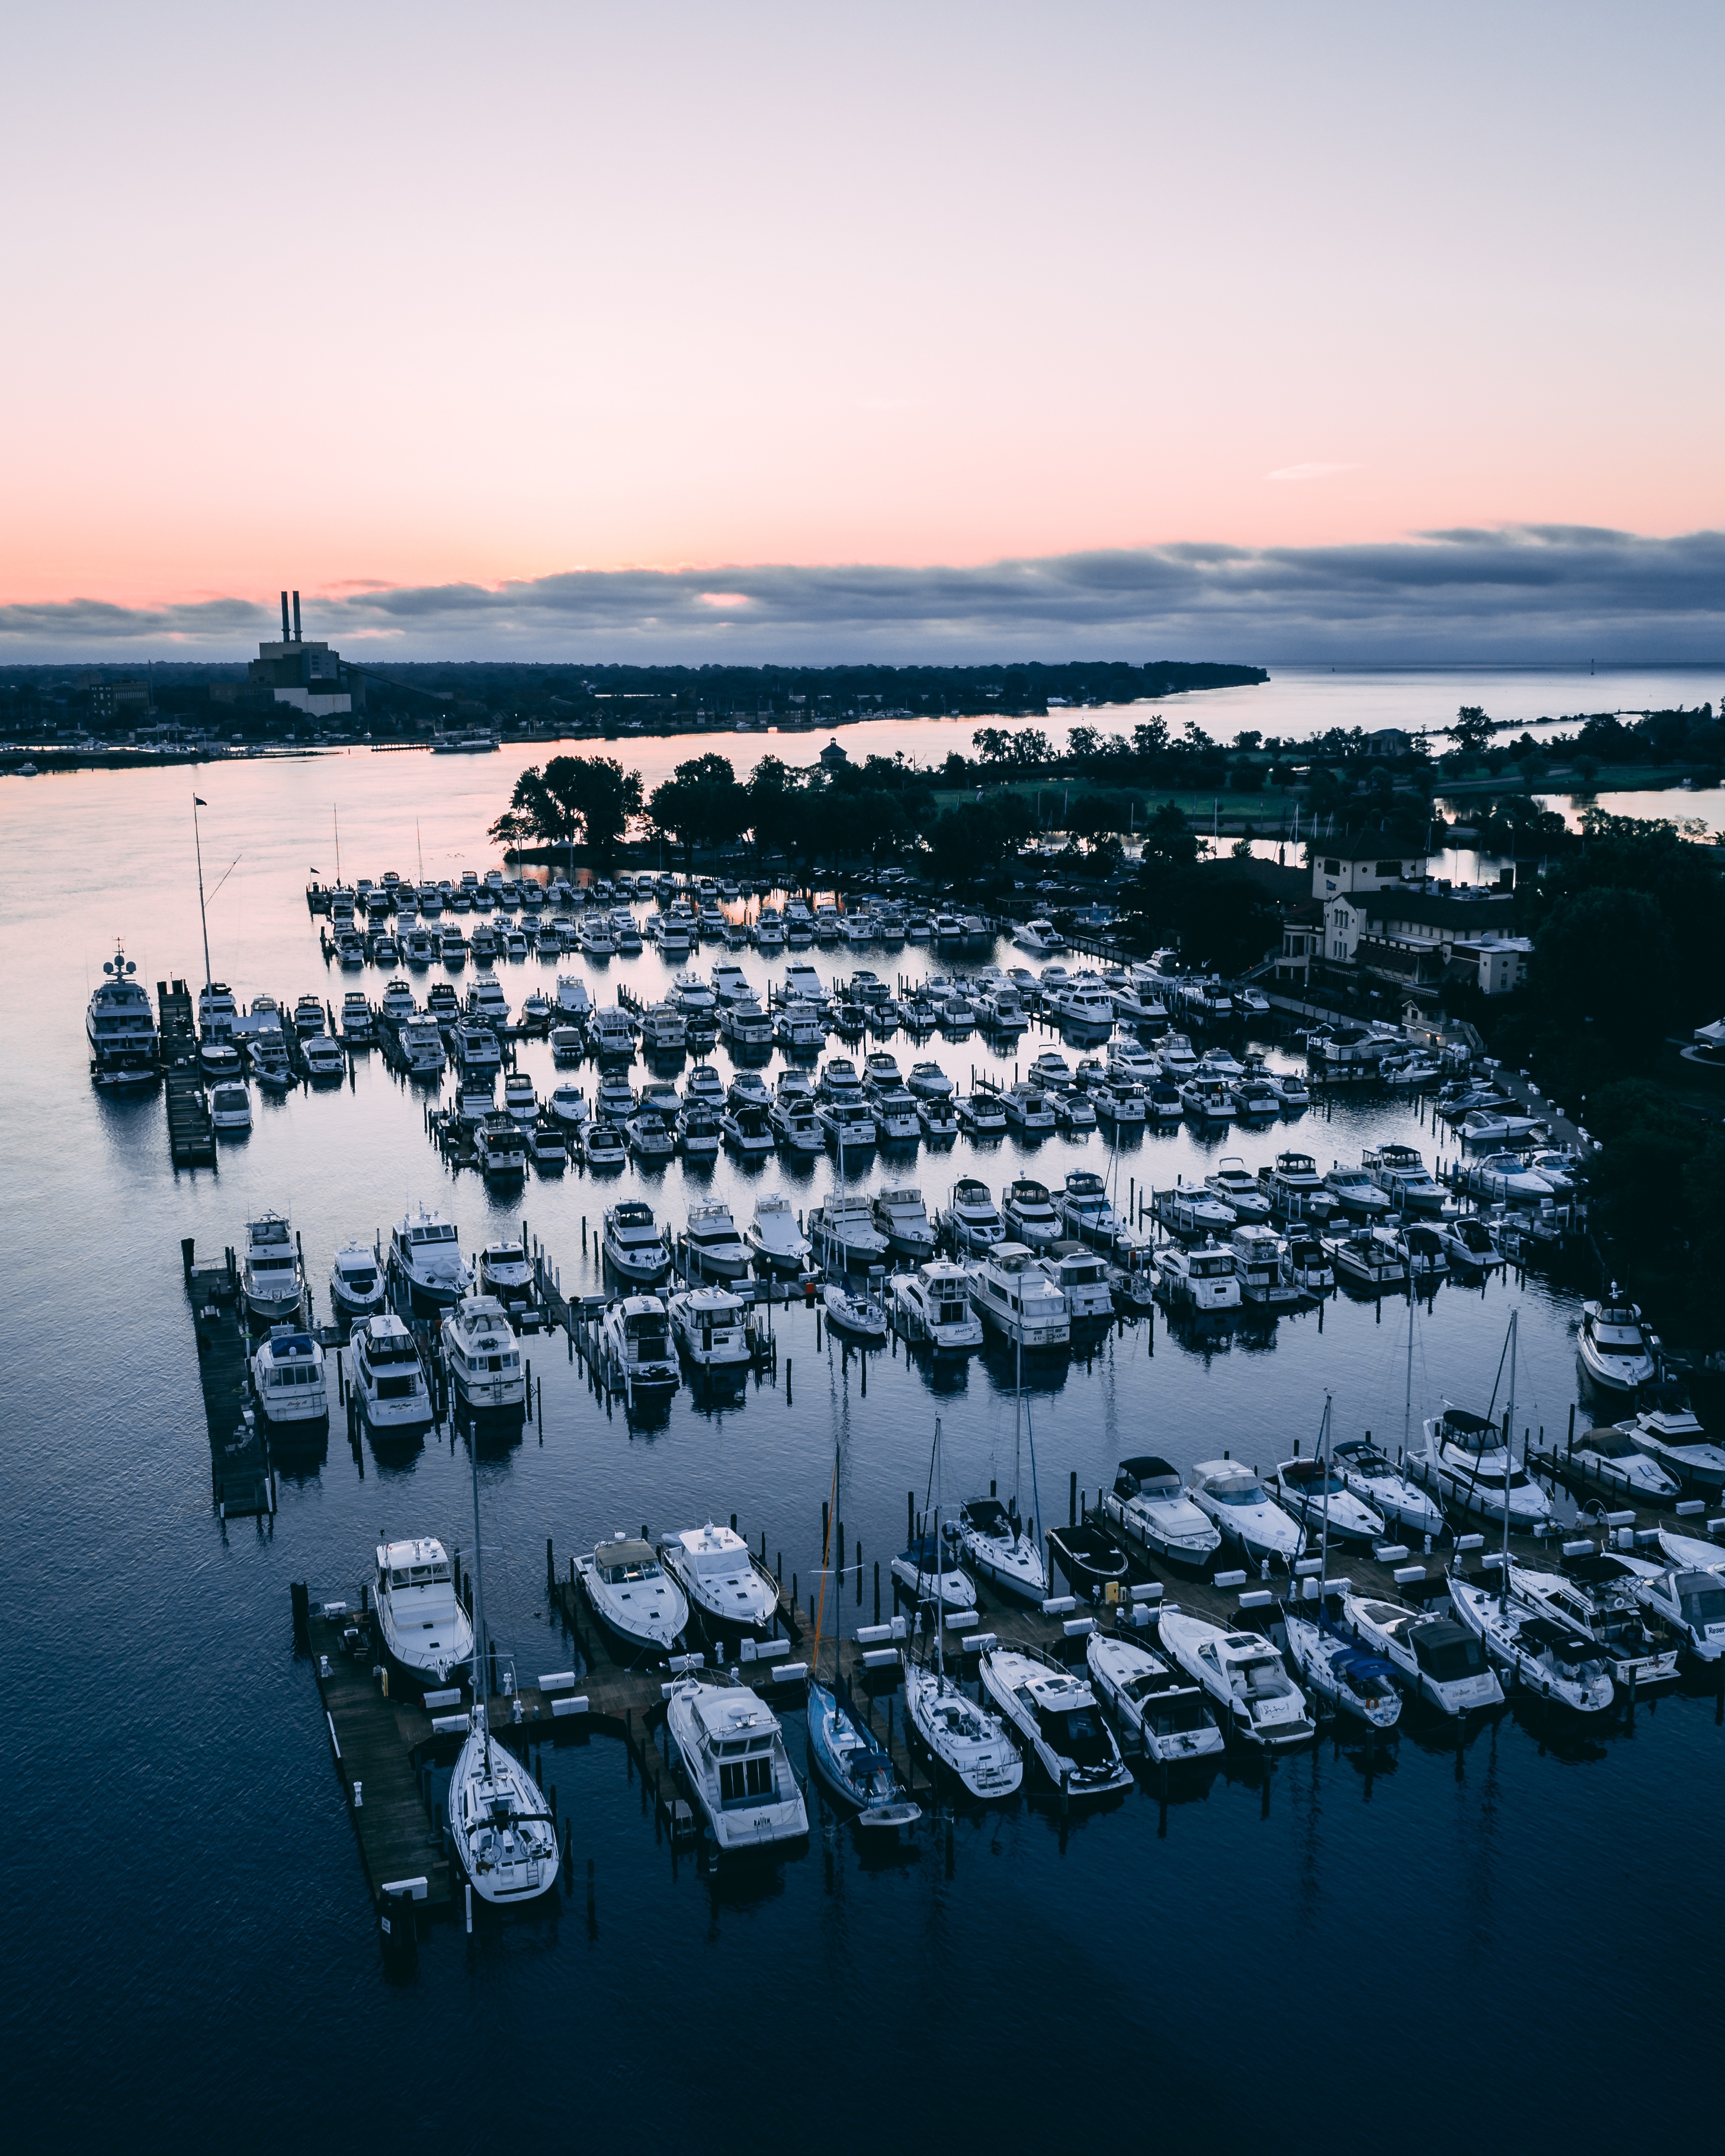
1500, 1308, 1517, 1609
932, 1418, 945, 1685
468, 1433, 492, 1771
193, 795, 213, 990
333, 804, 341, 887
1403, 1286, 1415, 1461
1317, 1393, 1333, 1601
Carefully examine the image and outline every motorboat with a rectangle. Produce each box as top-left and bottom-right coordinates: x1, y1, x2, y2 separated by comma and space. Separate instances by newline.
474, 1114, 528, 1183
1226, 1224, 1298, 1307
1413, 1402, 1554, 1528
918, 1093, 960, 1141
1330, 1437, 1445, 1539
1156, 1613, 1316, 1750
1445, 1571, 1614, 1711
373, 1538, 473, 1690
528, 1125, 567, 1173
200, 982, 241, 1045
1633, 1561, 1725, 1661
806, 1672, 921, 1831
1230, 1073, 1284, 1120
599, 1295, 679, 1402
1101, 1456, 1221, 1570
1056, 1172, 1124, 1250
958, 1496, 1048, 1600
998, 1082, 1056, 1134
1323, 1226, 1407, 1292
1044, 980, 1117, 1035
746, 1195, 811, 1274
941, 1178, 1005, 1252
329, 1239, 384, 1321
955, 1093, 1008, 1136
625, 1105, 677, 1163
1258, 1151, 1336, 1225
206, 1037, 250, 1080
210, 1080, 252, 1132
1154, 1240, 1241, 1313
350, 1314, 434, 1439
891, 1528, 977, 1611
678, 1201, 750, 1281
1455, 1153, 1557, 1204
660, 1521, 779, 1637
250, 1327, 329, 1426
1152, 1181, 1235, 1239
303, 1035, 347, 1082
1187, 1459, 1304, 1568
441, 1293, 525, 1414
669, 1286, 753, 1370
1281, 1602, 1403, 1731
979, 1645, 1133, 1796
664, 1676, 807, 1851
1567, 1424, 1680, 1501
603, 1201, 671, 1285
1272, 1456, 1386, 1547
576, 1533, 691, 1661
242, 1212, 304, 1326
1324, 1164, 1394, 1221
1204, 1159, 1271, 1224
554, 974, 592, 1021
501, 1072, 537, 1125
1510, 1560, 1680, 1692
1577, 1291, 1657, 1395
1628, 1404, 1725, 1492
1342, 1596, 1502, 1714
1460, 1107, 1548, 1146
890, 1260, 984, 1349
547, 1083, 588, 1130
965, 1243, 1070, 1348
810, 1194, 889, 1269
817, 1098, 877, 1151
1107, 1038, 1159, 1083
1085, 1631, 1224, 1764
822, 1272, 889, 1341
1001, 1179, 1060, 1248
871, 1187, 935, 1261
477, 1239, 534, 1309
86, 946, 159, 1086
587, 1007, 637, 1061
582, 1122, 628, 1170
1437, 1215, 1503, 1271
1014, 917, 1065, 954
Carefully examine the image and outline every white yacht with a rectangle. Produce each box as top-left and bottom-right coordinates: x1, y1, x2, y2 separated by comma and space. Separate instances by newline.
746, 1194, 811, 1273
1282, 1602, 1403, 1730
979, 1646, 1133, 1796
1509, 1560, 1681, 1693
1001, 1179, 1061, 1247
1014, 918, 1065, 954
957, 1496, 1048, 1600
661, 1522, 779, 1637
1101, 1455, 1221, 1570
603, 1201, 671, 1285
941, 1178, 1005, 1252
1085, 1632, 1224, 1764
999, 1082, 1056, 1134
955, 1092, 1008, 1136
906, 1060, 953, 1099
1034, 1244, 1114, 1324
1567, 1424, 1680, 1501
1057, 1171, 1124, 1250
1634, 1561, 1725, 1661
1153, 1182, 1236, 1238
599, 1295, 679, 1401
1204, 1158, 1272, 1224
889, 1260, 984, 1349
242, 1212, 304, 1326
872, 1187, 936, 1260
1342, 1595, 1502, 1714
903, 1657, 1022, 1800
250, 1328, 329, 1426
210, 1081, 252, 1131
1577, 1291, 1657, 1395
402, 1018, 446, 1076
576, 1533, 690, 1658
1187, 1459, 1305, 1568
554, 974, 591, 1019
1330, 1436, 1445, 1539
1628, 1405, 1725, 1492
809, 1194, 889, 1269
329, 1239, 384, 1321
1153, 1240, 1241, 1312
1158, 1613, 1316, 1750
350, 1314, 434, 1439
965, 1243, 1070, 1348
441, 1294, 525, 1414
1413, 1403, 1554, 1528
1044, 980, 1116, 1034
1445, 1571, 1614, 1712
86, 945, 158, 1086
1272, 1456, 1386, 1548
664, 1676, 807, 1851
477, 1239, 534, 1308
679, 1202, 750, 1281
373, 1538, 473, 1690
669, 1285, 752, 1369
587, 1006, 637, 1061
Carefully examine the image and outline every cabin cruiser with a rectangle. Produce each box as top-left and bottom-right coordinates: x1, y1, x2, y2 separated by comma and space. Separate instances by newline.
602, 1201, 670, 1285
872, 1187, 936, 1261
1323, 1225, 1407, 1291
625, 1104, 677, 1163
1627, 1404, 1725, 1491
661, 1521, 779, 1637
775, 1002, 825, 1052
1258, 1151, 1336, 1225
638, 1002, 687, 1054
586, 1006, 636, 1061
1107, 1038, 1159, 1084
1001, 1179, 1060, 1248
1634, 1561, 1725, 1661
817, 1098, 877, 1151
1035, 1243, 1114, 1325
1577, 1291, 1657, 1395
472, 1112, 525, 1182
1158, 1613, 1316, 1750
1437, 1215, 1502, 1270
1086, 1634, 1223, 1763
250, 1327, 329, 1426
477, 1239, 534, 1310
746, 1194, 811, 1273
1330, 1437, 1445, 1538
502, 1071, 537, 1124
1361, 1143, 1448, 1213
1014, 917, 1065, 954
466, 977, 509, 1033
1187, 1459, 1304, 1568
1204, 1159, 1271, 1223
1153, 1182, 1235, 1239
809, 1194, 889, 1268
1102, 1456, 1221, 1570
1566, 1424, 1680, 1501
441, 1294, 525, 1414
242, 1212, 304, 1326
1413, 1403, 1553, 1528
918, 1093, 960, 1141
941, 1178, 1005, 1252
1057, 1171, 1124, 1249
1228, 1224, 1300, 1307
991, 1080, 1051, 1135
329, 1239, 384, 1321
350, 1314, 434, 1438
1445, 1571, 1614, 1711
1456, 1153, 1556, 1204
87, 948, 159, 1087
303, 1034, 347, 1082
249, 1029, 294, 1089
1342, 1596, 1502, 1714
386, 1204, 471, 1318
210, 1081, 252, 1131
598, 1295, 679, 1403
889, 1259, 983, 1349
958, 1496, 1048, 1600
678, 1201, 750, 1281
581, 1121, 627, 1170
547, 1083, 588, 1132
954, 1092, 1007, 1136
373, 1538, 473, 1692
965, 1243, 1070, 1348
1324, 1164, 1394, 1221
806, 1673, 921, 1831
1272, 1456, 1386, 1546
1460, 1106, 1548, 1146
669, 1286, 753, 1370
891, 1528, 977, 1610
1044, 979, 1117, 1035
664, 1675, 807, 1851
1154, 1239, 1240, 1313
872, 1086, 920, 1142
400, 1017, 445, 1076
980, 1645, 1133, 1796
198, 981, 241, 1048
1510, 1560, 1680, 1692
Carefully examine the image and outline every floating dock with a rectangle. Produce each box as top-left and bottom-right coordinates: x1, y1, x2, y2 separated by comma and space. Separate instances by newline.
181, 1241, 272, 1515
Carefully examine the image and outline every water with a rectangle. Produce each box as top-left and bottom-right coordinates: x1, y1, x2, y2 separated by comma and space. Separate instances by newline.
4, 745, 1720, 2151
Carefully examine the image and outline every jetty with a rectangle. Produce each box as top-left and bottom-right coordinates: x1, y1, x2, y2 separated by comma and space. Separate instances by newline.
180, 1240, 273, 1515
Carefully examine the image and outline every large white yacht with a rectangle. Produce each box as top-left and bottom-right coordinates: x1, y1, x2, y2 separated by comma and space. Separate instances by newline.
746, 1194, 811, 1273
1057, 1171, 1126, 1249
965, 1243, 1070, 1348
872, 1188, 936, 1261
440, 1294, 525, 1414
889, 1260, 984, 1349
86, 945, 158, 1086
1085, 1632, 1224, 1764
979, 1646, 1133, 1797
576, 1533, 690, 1659
1628, 1404, 1725, 1493
940, 1178, 1005, 1252
1342, 1594, 1503, 1715
373, 1537, 473, 1690
1187, 1459, 1305, 1568
241, 1212, 304, 1326
250, 1328, 329, 1426
669, 1286, 753, 1369
678, 1202, 751, 1281
809, 1194, 889, 1269
1413, 1403, 1554, 1528
660, 1521, 779, 1637
350, 1314, 434, 1439
1001, 1179, 1062, 1248
1158, 1613, 1317, 1750
1102, 1455, 1223, 1570
602, 1201, 671, 1285
664, 1676, 808, 1851
389, 1204, 472, 1316
329, 1239, 385, 1323
1577, 1291, 1657, 1395
598, 1295, 679, 1401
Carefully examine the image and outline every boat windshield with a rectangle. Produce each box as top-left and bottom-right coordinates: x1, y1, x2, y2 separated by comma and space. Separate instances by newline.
1039, 1704, 1113, 1767
1210, 1481, 1267, 1507
1678, 1579, 1725, 1626
1415, 1631, 1487, 1682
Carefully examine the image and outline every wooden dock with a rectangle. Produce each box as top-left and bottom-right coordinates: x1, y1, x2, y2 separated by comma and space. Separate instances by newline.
159, 978, 216, 1166
181, 1242, 273, 1515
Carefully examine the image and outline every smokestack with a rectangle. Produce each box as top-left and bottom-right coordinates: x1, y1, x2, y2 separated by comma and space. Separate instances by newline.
280, 591, 291, 641
292, 590, 302, 642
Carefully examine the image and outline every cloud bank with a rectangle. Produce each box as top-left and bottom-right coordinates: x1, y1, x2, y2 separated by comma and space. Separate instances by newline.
3, 527, 1721, 664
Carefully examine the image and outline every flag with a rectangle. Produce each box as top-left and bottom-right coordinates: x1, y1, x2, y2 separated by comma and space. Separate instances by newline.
194, 795, 207, 806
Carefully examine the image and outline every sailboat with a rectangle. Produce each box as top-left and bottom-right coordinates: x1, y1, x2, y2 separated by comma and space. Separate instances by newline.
820, 1112, 889, 1338
1280, 1397, 1403, 1732
957, 1326, 1049, 1599
805, 1443, 922, 1831
901, 1420, 1024, 1800
446, 1439, 560, 1905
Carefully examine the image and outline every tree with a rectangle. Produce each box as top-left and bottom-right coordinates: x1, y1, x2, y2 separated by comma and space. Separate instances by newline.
1173, 872, 1279, 974
647, 754, 747, 875
1448, 705, 1495, 755
1133, 718, 1169, 759
929, 794, 1033, 884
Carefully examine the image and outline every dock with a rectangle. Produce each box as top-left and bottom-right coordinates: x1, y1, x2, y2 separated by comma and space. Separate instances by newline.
159, 978, 216, 1167
181, 1241, 273, 1515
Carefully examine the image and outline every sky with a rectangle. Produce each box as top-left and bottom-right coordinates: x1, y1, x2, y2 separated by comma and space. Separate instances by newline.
2, 2, 1720, 662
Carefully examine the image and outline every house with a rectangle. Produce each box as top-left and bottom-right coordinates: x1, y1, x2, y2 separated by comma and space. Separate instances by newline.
818, 738, 849, 774
1274, 914, 1321, 991
1451, 934, 1532, 996
1322, 884, 1523, 997
1311, 844, 1428, 902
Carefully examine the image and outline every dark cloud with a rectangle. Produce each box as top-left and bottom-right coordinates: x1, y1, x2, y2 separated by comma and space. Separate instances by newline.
3, 527, 1721, 660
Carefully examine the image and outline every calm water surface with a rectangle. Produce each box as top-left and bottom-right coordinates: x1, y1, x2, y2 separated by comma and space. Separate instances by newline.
2, 746, 1718, 2151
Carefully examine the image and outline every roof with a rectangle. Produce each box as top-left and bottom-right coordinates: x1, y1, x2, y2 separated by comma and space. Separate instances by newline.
1342, 888, 1518, 931
380, 1536, 446, 1567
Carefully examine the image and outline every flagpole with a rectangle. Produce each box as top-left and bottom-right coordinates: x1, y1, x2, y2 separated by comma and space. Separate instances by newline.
193, 795, 213, 990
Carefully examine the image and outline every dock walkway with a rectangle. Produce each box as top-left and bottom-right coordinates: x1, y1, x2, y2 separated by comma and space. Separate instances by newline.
181, 1243, 272, 1515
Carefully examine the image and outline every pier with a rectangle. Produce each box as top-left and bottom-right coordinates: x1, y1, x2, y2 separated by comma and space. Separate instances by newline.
181, 1241, 273, 1515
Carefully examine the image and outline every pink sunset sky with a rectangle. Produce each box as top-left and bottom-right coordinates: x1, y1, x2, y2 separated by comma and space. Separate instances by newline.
2, 2, 1720, 659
